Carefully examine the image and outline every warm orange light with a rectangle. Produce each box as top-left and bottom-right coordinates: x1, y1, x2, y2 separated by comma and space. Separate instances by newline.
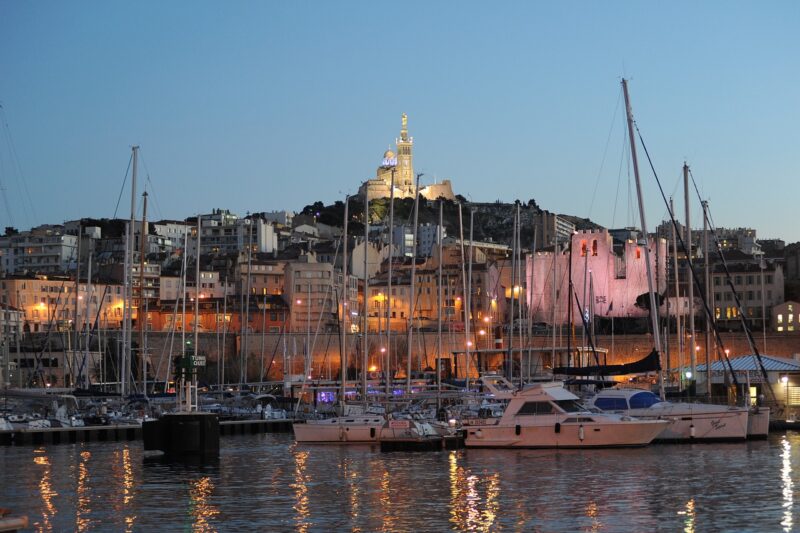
368, 365, 378, 372
479, 329, 486, 336
483, 316, 490, 323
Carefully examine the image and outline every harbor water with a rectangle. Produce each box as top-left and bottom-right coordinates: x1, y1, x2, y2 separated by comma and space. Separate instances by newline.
2, 432, 799, 532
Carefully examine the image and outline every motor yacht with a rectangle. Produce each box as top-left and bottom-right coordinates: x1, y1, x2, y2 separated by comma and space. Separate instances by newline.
464, 381, 667, 448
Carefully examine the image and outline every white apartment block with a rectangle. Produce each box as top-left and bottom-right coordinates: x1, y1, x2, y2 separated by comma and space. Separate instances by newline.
0, 231, 79, 275
392, 224, 445, 257
195, 215, 277, 256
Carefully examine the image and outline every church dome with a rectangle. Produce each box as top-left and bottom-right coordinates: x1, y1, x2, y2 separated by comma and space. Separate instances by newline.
383, 149, 395, 159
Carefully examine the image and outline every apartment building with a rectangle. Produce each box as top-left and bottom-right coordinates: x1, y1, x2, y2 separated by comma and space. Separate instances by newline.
283, 260, 338, 333
0, 276, 126, 332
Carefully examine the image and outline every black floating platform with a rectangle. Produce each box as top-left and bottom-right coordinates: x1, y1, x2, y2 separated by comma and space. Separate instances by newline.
1, 418, 296, 447
0, 425, 142, 446
143, 413, 219, 459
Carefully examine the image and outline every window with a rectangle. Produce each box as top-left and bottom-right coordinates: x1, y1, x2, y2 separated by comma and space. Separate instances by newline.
592, 240, 598, 256
517, 401, 555, 415
629, 391, 661, 409
554, 400, 587, 413
594, 397, 628, 411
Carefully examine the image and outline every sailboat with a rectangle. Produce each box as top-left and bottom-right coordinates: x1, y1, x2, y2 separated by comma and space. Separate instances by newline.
293, 194, 387, 444
585, 80, 751, 441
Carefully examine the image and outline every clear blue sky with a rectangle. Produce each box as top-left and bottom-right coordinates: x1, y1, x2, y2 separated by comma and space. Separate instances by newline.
1, 1, 798, 242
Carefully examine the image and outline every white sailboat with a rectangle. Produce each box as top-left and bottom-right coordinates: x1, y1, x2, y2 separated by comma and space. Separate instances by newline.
293, 194, 387, 444
587, 388, 748, 441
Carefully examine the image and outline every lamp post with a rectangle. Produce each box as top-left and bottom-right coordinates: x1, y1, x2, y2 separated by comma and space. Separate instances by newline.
782, 375, 790, 420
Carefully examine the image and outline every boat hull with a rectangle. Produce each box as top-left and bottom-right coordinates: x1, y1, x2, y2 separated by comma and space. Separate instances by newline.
293, 416, 384, 444
747, 407, 770, 439
630, 407, 749, 442
464, 418, 667, 448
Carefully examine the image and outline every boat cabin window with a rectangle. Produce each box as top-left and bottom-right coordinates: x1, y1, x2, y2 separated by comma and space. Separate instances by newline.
553, 400, 587, 413
629, 391, 661, 409
517, 401, 555, 415
594, 397, 628, 411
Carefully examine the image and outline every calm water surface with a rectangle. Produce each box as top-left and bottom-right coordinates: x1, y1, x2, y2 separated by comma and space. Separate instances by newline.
1, 431, 799, 532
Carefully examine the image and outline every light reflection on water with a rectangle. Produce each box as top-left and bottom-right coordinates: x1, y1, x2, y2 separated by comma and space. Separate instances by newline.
782, 435, 794, 532
2, 433, 800, 531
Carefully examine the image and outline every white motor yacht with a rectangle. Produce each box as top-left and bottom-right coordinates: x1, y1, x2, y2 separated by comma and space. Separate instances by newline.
588, 388, 749, 442
464, 381, 667, 448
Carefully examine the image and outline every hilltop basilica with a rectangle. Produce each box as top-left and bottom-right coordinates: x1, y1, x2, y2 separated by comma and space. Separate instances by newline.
358, 114, 455, 202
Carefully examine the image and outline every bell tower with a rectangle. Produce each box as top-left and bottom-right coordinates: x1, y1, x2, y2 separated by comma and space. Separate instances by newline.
395, 113, 414, 190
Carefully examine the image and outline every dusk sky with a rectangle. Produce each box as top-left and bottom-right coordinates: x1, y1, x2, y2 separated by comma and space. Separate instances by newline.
1, 1, 797, 242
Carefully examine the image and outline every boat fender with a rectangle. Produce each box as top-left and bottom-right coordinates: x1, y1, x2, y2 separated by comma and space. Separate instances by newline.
554, 422, 561, 434
689, 424, 695, 438
515, 424, 521, 436
339, 425, 346, 442
579, 425, 585, 441
475, 429, 483, 439
370, 427, 376, 439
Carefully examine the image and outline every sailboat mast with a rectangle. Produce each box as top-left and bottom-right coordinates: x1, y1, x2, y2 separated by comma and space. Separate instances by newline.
466, 208, 474, 389
84, 253, 92, 388
139, 191, 148, 394
622, 78, 665, 399
122, 145, 139, 396
552, 216, 558, 365
73, 224, 82, 355
436, 201, 444, 402
340, 196, 349, 412
406, 174, 421, 394
192, 215, 201, 411
221, 277, 228, 388
508, 207, 517, 382
179, 228, 189, 406
684, 162, 696, 388
386, 168, 395, 399
362, 196, 369, 402
242, 219, 253, 386
703, 200, 712, 396
671, 197, 683, 391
